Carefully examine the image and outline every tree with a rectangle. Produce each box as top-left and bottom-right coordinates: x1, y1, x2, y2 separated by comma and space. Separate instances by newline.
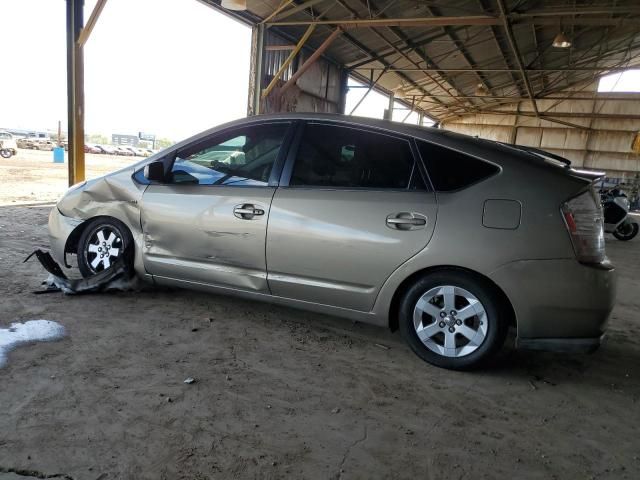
87, 133, 108, 145
155, 138, 174, 149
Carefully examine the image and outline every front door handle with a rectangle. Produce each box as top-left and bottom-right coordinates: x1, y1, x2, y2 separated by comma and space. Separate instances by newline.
234, 204, 265, 219
386, 213, 427, 230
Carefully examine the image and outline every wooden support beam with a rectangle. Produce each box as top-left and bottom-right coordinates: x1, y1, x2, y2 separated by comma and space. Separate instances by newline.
269, 0, 324, 22
280, 28, 342, 94
260, 0, 294, 24
66, 0, 85, 186
261, 24, 316, 99
77, 0, 108, 47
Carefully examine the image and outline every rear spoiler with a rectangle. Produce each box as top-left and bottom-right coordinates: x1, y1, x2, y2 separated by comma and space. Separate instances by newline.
502, 143, 605, 181
503, 143, 572, 167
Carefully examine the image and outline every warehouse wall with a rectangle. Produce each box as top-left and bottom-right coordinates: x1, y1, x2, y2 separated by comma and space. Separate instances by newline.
248, 29, 347, 116
441, 81, 640, 179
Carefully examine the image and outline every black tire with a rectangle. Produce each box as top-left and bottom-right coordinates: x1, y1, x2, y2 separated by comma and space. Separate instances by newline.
0, 149, 12, 158
399, 270, 509, 370
613, 222, 638, 241
77, 217, 133, 278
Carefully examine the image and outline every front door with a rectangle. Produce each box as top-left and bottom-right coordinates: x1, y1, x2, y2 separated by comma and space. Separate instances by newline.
141, 121, 292, 293
266, 122, 437, 312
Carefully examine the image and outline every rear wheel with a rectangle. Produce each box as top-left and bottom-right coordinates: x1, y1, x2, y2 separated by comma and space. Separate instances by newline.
399, 270, 508, 370
77, 217, 133, 278
613, 222, 638, 241
0, 149, 12, 158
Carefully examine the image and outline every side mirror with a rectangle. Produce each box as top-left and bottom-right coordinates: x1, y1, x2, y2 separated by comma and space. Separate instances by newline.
144, 160, 165, 183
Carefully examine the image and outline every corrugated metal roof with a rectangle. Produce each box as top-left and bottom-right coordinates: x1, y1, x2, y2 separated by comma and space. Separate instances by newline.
202, 0, 640, 122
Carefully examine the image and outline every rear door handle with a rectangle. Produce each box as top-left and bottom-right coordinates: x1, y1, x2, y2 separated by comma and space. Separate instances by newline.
386, 213, 427, 230
234, 204, 265, 219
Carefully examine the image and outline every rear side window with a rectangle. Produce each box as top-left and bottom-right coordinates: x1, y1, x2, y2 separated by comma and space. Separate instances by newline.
417, 141, 499, 191
290, 124, 425, 190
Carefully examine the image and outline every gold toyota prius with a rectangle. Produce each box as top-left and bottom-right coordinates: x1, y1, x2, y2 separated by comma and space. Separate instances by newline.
48, 114, 616, 369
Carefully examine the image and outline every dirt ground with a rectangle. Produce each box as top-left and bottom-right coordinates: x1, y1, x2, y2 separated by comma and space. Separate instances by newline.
0, 149, 134, 204
1, 152, 639, 480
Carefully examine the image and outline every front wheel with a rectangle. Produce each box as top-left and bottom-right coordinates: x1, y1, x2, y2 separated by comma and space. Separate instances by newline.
77, 217, 133, 278
399, 270, 508, 370
613, 221, 639, 241
0, 149, 12, 158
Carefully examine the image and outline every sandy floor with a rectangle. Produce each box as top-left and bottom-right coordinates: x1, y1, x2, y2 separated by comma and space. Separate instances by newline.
0, 155, 639, 479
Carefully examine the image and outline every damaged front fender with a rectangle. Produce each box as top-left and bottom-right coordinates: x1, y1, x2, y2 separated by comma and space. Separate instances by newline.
52, 166, 149, 277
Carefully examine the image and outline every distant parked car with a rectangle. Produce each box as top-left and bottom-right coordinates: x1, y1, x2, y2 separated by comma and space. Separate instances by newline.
84, 144, 101, 154
16, 137, 32, 149
95, 145, 118, 155
114, 146, 134, 156
130, 147, 150, 157
35, 139, 54, 151
17, 138, 40, 149
48, 114, 616, 370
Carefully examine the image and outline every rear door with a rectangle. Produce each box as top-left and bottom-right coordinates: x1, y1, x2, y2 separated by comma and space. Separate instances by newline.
266, 122, 437, 312
141, 121, 293, 293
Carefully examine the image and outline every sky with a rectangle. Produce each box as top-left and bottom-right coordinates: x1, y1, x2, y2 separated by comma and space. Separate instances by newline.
345, 78, 428, 125
598, 69, 640, 92
0, 0, 252, 140
0, 0, 431, 142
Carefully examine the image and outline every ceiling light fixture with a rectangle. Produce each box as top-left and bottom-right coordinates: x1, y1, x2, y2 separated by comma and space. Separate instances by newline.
221, 0, 247, 10
552, 32, 571, 48
475, 83, 489, 96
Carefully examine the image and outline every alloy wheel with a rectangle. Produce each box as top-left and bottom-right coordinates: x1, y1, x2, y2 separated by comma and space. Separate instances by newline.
413, 285, 488, 358
85, 226, 123, 273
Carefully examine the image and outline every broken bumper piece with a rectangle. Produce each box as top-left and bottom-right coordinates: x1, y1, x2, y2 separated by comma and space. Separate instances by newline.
25, 248, 134, 294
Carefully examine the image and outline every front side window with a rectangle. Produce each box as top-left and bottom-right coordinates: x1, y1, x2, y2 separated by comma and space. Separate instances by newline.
290, 124, 424, 190
169, 123, 290, 186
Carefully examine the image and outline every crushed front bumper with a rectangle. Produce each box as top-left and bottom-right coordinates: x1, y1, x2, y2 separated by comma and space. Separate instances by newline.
48, 207, 83, 267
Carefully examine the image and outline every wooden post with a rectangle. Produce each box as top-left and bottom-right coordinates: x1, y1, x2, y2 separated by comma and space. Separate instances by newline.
66, 0, 85, 186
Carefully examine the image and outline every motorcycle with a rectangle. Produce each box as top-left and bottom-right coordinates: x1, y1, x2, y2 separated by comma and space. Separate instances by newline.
600, 187, 639, 241
0, 140, 15, 158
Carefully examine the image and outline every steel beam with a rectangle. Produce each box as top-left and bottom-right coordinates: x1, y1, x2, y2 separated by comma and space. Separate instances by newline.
66, 0, 85, 186
348, 69, 387, 115
352, 66, 640, 73
496, 0, 539, 116
266, 16, 640, 28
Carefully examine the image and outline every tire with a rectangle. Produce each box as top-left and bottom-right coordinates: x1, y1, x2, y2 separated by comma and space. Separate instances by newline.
613, 222, 638, 241
399, 270, 509, 370
0, 149, 12, 158
77, 217, 133, 278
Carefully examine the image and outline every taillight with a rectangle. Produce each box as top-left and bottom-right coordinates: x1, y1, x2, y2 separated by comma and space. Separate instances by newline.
561, 187, 605, 264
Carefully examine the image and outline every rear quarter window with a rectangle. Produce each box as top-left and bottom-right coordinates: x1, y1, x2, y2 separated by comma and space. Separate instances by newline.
417, 140, 499, 191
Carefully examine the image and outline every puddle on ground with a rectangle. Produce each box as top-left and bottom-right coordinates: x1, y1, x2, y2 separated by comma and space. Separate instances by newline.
0, 320, 65, 368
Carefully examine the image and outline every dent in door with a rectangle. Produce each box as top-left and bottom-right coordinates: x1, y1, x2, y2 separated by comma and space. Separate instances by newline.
141, 186, 272, 291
